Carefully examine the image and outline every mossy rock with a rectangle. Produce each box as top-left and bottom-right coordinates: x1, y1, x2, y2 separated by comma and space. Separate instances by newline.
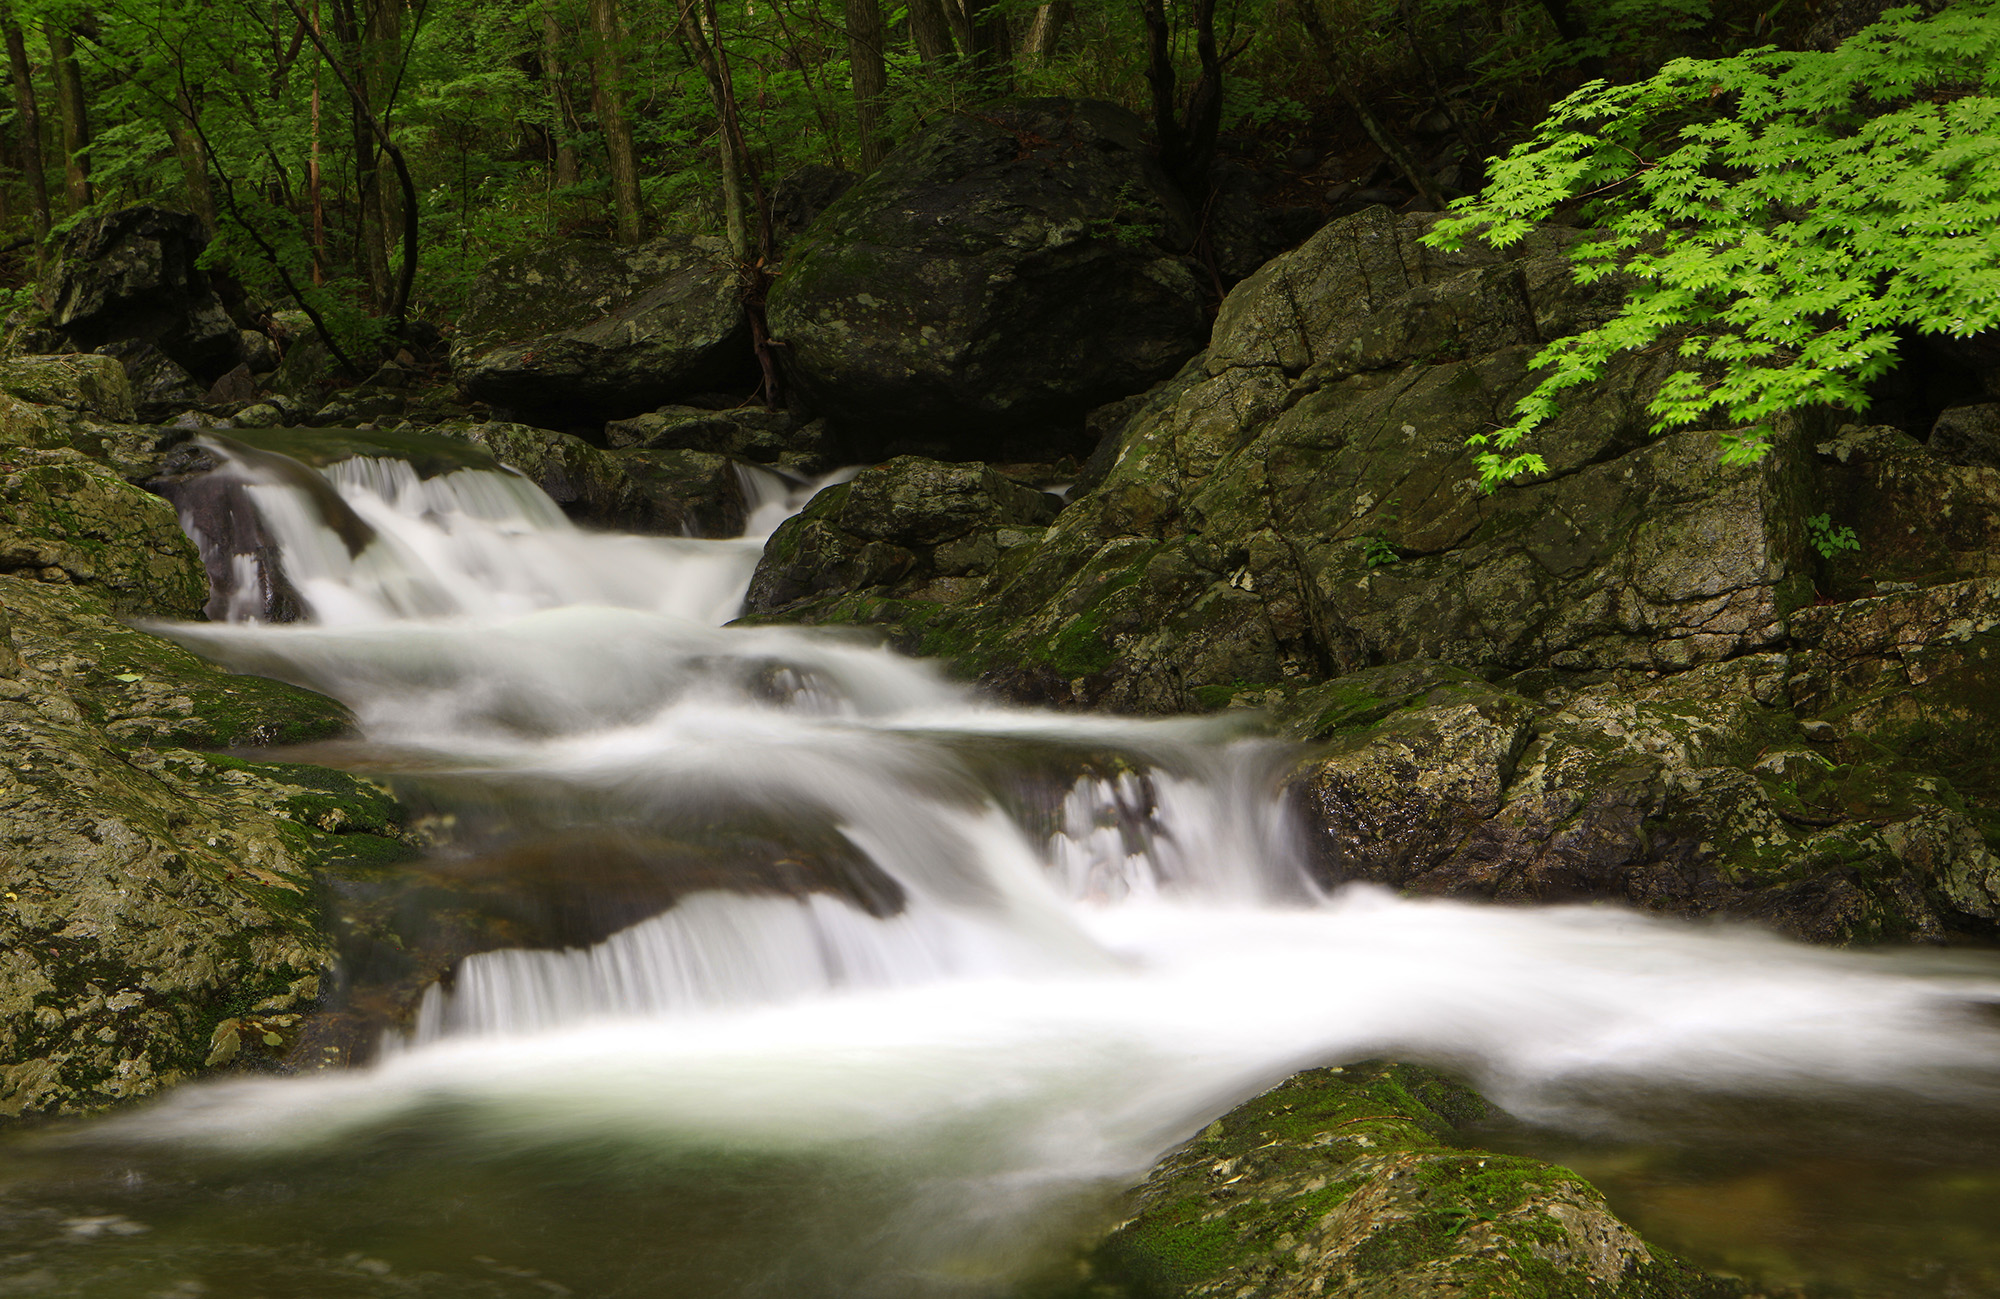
1084, 1061, 1737, 1299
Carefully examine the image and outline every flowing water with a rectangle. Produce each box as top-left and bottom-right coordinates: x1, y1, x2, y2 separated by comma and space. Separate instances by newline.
6, 439, 2000, 1297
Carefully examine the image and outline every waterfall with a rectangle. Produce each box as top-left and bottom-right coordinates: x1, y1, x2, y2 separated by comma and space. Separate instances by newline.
38, 431, 1996, 1298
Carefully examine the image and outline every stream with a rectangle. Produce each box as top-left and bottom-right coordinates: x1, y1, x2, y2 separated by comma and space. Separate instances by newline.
3, 441, 1999, 1297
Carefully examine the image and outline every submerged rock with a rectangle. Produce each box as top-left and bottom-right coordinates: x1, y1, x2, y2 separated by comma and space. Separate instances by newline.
451, 238, 755, 427
1087, 1061, 1735, 1298
767, 98, 1207, 460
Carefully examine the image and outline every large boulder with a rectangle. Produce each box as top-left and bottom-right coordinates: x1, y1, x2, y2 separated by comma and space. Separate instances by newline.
766, 98, 1208, 460
1282, 657, 1995, 943
0, 575, 405, 1121
450, 238, 756, 427
1087, 1061, 1734, 1299
42, 206, 243, 383
0, 353, 136, 422
760, 207, 1810, 712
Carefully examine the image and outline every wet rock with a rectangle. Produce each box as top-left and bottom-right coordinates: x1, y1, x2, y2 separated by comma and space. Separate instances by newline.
768, 208, 1808, 713
41, 206, 243, 383
743, 456, 1057, 622
451, 238, 755, 426
604, 404, 840, 477
0, 574, 400, 1122
240, 328, 282, 375
0, 420, 207, 619
1285, 656, 1989, 942
207, 362, 258, 403
0, 354, 135, 421
1087, 1061, 1735, 1299
766, 98, 1207, 460
435, 420, 749, 536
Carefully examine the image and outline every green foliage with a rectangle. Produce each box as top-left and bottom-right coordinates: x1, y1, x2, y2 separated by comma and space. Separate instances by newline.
1805, 511, 1860, 560
1361, 534, 1401, 567
1427, 0, 2000, 489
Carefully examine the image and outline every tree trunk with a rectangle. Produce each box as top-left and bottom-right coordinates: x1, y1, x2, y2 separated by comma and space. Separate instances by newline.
0, 4, 51, 259
962, 0, 1010, 79
1023, 1, 1069, 64
844, 0, 888, 170
1292, 0, 1444, 211
588, 0, 643, 244
171, 82, 215, 229
328, 0, 391, 306
674, 0, 753, 261
363, 0, 403, 297
943, 0, 974, 63
44, 22, 90, 211
906, 0, 955, 64
542, 2, 580, 188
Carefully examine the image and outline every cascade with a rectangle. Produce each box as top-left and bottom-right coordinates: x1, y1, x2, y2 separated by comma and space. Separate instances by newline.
11, 437, 2000, 1297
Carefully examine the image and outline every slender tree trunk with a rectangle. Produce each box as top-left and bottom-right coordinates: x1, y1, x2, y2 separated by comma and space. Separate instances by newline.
0, 5, 51, 260
44, 22, 90, 211
587, 0, 643, 244
542, 2, 579, 188
906, 0, 955, 64
1022, 1, 1069, 63
308, 0, 325, 279
962, 0, 1010, 79
843, 0, 887, 169
329, 0, 391, 306
1292, 0, 1444, 210
675, 0, 752, 261
171, 82, 215, 229
278, 0, 426, 333
364, 0, 403, 294
943, 0, 974, 63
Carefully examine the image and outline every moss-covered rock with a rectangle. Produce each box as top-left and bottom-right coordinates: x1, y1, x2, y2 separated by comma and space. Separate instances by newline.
1085, 1062, 1735, 1299
440, 419, 750, 536
0, 575, 409, 1122
0, 435, 207, 619
1285, 655, 1994, 942
0, 353, 136, 421
450, 238, 755, 426
742, 455, 1057, 623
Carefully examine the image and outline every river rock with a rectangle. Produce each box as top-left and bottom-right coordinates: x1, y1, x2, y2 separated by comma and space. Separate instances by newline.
766, 98, 1207, 460
1, 419, 208, 619
1283, 656, 1992, 942
1810, 422, 2000, 598
442, 420, 749, 536
744, 456, 1057, 621
451, 238, 755, 427
605, 404, 840, 477
42, 206, 244, 383
99, 338, 206, 414
0, 353, 136, 421
0, 573, 404, 1121
1087, 1060, 1733, 1298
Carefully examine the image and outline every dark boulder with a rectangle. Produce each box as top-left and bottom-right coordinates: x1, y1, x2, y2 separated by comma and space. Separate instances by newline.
743, 456, 1057, 622
44, 206, 243, 382
769, 164, 857, 245
766, 98, 1208, 460
98, 338, 205, 415
451, 238, 756, 427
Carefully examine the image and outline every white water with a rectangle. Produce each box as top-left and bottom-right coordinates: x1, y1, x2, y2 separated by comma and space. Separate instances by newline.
82, 440, 2000, 1291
